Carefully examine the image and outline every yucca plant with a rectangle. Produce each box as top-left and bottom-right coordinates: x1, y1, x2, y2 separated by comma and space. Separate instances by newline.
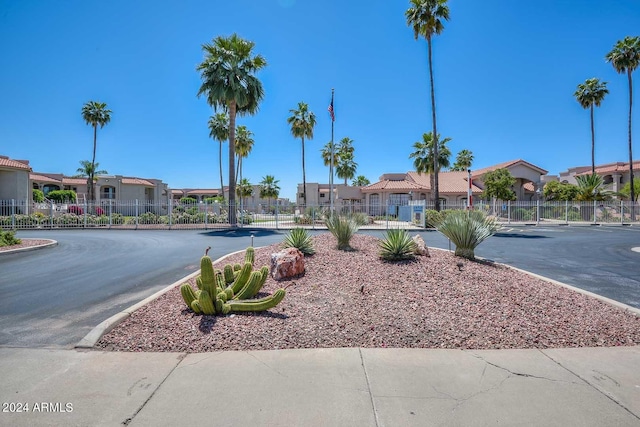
379, 229, 416, 261
436, 210, 498, 260
325, 214, 359, 250
283, 227, 315, 255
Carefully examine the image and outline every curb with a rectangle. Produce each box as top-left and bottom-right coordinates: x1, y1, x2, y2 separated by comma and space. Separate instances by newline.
0, 239, 58, 255
430, 247, 640, 316
75, 248, 249, 349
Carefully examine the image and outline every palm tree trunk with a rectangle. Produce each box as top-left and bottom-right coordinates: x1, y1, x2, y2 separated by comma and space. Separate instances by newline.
219, 141, 224, 198
90, 124, 97, 202
628, 70, 635, 219
301, 136, 307, 206
228, 102, 237, 225
427, 37, 440, 211
235, 156, 241, 184
590, 104, 595, 176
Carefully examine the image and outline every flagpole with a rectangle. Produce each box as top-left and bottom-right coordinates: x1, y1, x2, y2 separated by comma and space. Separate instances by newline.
330, 88, 335, 213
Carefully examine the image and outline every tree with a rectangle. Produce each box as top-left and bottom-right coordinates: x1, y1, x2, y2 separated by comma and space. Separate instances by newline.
259, 175, 280, 211
287, 102, 316, 205
234, 125, 254, 184
451, 149, 474, 171
575, 174, 612, 202
409, 132, 451, 200
75, 160, 108, 201
574, 78, 609, 175
81, 101, 111, 202
336, 137, 357, 185
236, 178, 253, 208
482, 168, 516, 213
543, 181, 579, 201
320, 141, 339, 192
208, 113, 229, 196
619, 178, 640, 201
352, 175, 371, 187
606, 36, 640, 214
197, 33, 266, 225
406, 0, 450, 211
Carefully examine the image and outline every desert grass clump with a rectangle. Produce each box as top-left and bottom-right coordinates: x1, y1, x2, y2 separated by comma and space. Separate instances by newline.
283, 227, 315, 255
325, 214, 359, 250
379, 229, 416, 261
0, 230, 21, 247
436, 210, 498, 260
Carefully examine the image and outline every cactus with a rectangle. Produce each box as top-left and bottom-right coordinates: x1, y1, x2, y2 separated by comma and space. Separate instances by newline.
181, 247, 286, 316
244, 247, 255, 265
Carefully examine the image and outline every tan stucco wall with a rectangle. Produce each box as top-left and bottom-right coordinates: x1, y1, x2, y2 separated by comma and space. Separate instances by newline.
0, 169, 30, 201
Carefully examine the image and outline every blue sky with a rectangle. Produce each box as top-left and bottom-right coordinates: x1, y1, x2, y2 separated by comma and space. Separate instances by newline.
1, 0, 639, 200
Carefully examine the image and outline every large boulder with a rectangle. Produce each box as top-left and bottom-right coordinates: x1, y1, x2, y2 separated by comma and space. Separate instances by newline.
412, 234, 429, 257
270, 247, 305, 280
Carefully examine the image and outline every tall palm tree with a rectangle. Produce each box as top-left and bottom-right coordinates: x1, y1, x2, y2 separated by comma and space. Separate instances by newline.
409, 132, 451, 198
75, 160, 108, 201
606, 36, 640, 214
321, 141, 339, 187
335, 137, 357, 185
208, 113, 229, 197
287, 102, 316, 205
574, 78, 609, 175
234, 125, 254, 184
352, 176, 371, 187
451, 149, 474, 171
236, 178, 253, 209
81, 101, 111, 202
197, 33, 266, 225
259, 175, 280, 211
406, 0, 450, 211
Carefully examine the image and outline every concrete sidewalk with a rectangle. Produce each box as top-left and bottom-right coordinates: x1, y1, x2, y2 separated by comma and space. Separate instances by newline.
1, 346, 638, 426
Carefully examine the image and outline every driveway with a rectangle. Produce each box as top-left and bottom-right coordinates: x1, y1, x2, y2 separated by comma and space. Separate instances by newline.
1, 226, 639, 348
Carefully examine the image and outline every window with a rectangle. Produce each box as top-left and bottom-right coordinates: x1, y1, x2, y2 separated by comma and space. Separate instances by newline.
101, 186, 116, 200
42, 184, 60, 195
320, 193, 325, 198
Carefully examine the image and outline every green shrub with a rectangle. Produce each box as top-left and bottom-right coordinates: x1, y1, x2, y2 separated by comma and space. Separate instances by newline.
204, 196, 225, 204
425, 210, 444, 228
47, 190, 76, 202
436, 210, 498, 260
379, 229, 415, 261
325, 214, 359, 250
349, 212, 370, 226
283, 227, 315, 255
0, 230, 21, 247
186, 206, 199, 215
180, 197, 198, 204
33, 189, 45, 203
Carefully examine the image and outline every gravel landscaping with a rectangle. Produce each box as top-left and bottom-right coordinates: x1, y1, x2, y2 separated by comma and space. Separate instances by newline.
96, 233, 640, 352
0, 238, 53, 252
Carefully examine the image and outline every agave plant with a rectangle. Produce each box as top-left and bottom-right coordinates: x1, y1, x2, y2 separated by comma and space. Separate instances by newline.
379, 229, 416, 261
436, 210, 498, 260
283, 227, 315, 255
325, 214, 359, 250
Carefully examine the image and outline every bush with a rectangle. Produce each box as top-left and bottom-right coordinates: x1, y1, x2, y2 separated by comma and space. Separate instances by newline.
325, 214, 359, 250
0, 230, 21, 247
436, 210, 498, 260
67, 205, 84, 215
425, 210, 444, 228
379, 229, 415, 261
204, 196, 225, 204
47, 190, 76, 202
33, 189, 44, 203
283, 228, 315, 255
180, 197, 198, 204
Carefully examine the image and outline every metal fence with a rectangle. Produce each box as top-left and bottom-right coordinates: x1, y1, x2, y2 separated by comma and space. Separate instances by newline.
1, 199, 638, 230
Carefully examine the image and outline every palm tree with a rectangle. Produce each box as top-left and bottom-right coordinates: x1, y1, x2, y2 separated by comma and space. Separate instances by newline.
606, 36, 640, 215
406, 0, 450, 211
197, 34, 266, 225
75, 160, 108, 201
81, 101, 111, 202
287, 102, 316, 205
259, 175, 280, 211
236, 178, 253, 209
321, 141, 339, 187
352, 176, 371, 187
208, 113, 229, 196
451, 149, 474, 171
409, 132, 451, 199
234, 125, 254, 184
336, 137, 357, 185
574, 78, 609, 175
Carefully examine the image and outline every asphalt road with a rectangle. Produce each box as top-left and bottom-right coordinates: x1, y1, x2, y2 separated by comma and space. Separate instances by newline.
1, 226, 639, 348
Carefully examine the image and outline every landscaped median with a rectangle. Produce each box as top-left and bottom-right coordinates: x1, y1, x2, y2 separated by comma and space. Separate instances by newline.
88, 233, 640, 353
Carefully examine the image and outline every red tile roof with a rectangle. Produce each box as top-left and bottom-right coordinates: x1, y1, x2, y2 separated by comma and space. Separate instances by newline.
121, 178, 154, 186
361, 179, 425, 192
406, 171, 483, 193
30, 173, 62, 183
576, 161, 640, 176
471, 159, 547, 178
62, 177, 88, 185
186, 189, 221, 195
0, 156, 31, 171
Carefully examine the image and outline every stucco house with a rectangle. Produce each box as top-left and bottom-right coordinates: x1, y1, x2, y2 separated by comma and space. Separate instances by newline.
0, 155, 32, 203
557, 161, 640, 195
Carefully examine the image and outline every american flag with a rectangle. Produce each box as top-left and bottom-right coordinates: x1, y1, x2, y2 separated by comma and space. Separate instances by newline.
328, 100, 335, 122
